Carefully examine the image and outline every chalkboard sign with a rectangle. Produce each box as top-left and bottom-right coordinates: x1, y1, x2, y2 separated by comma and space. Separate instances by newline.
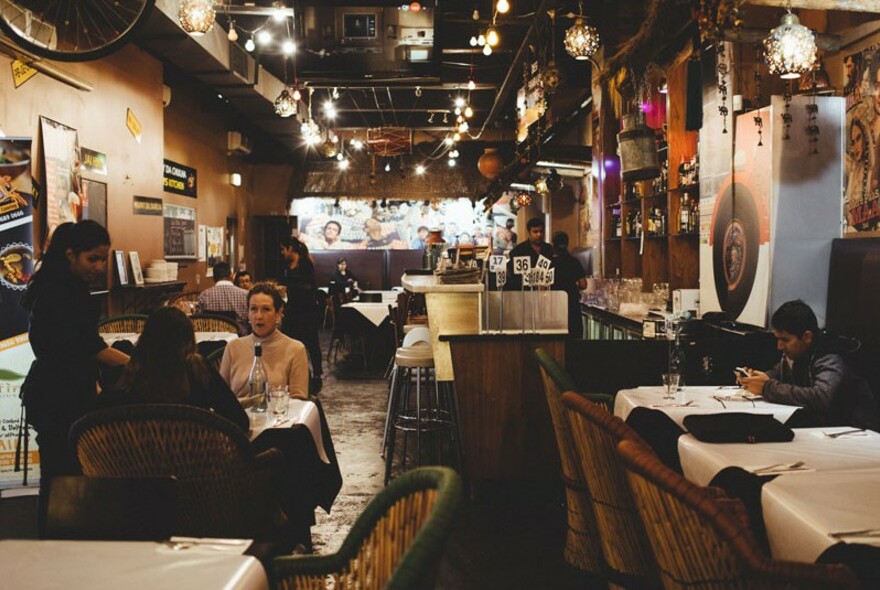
163, 203, 196, 259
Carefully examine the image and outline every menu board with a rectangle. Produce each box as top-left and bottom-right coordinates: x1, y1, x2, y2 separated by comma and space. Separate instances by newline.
163, 203, 196, 259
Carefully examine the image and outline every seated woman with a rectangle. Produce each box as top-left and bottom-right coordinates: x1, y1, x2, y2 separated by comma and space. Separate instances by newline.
233, 270, 253, 291
220, 282, 310, 400
328, 257, 358, 294
98, 307, 248, 432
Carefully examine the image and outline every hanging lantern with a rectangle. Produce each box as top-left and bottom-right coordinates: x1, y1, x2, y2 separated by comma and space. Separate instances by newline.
514, 192, 534, 208
546, 168, 564, 192
763, 11, 817, 80
274, 89, 296, 118
179, 0, 215, 36
534, 177, 550, 196
477, 147, 503, 180
543, 61, 561, 93
564, 3, 600, 61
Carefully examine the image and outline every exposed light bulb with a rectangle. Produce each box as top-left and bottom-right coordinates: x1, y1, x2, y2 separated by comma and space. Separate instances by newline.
445, 136, 454, 146
257, 30, 272, 45
385, 162, 392, 172
472, 8, 480, 20
324, 101, 337, 119
468, 78, 476, 91
245, 37, 255, 52
448, 158, 457, 167
453, 132, 461, 141
415, 164, 426, 175
272, 6, 286, 23
477, 34, 486, 46
281, 39, 296, 55
469, 36, 477, 47
464, 105, 473, 118
292, 87, 301, 101
454, 106, 462, 116
458, 121, 469, 132
338, 159, 349, 170
496, 0, 510, 14
486, 28, 499, 47
482, 44, 492, 56
228, 27, 238, 42
454, 96, 466, 107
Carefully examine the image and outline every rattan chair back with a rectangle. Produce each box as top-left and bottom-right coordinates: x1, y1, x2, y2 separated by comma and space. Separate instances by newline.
534, 348, 603, 575
71, 404, 281, 539
562, 392, 661, 588
205, 345, 227, 373
190, 313, 240, 333
98, 314, 148, 334
274, 466, 463, 590
165, 291, 200, 313
617, 439, 859, 590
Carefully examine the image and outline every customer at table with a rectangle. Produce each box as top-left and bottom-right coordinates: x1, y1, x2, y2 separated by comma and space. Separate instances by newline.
329, 257, 358, 294
278, 237, 323, 393
197, 261, 249, 333
221, 282, 310, 400
98, 307, 248, 432
504, 216, 555, 290
551, 231, 587, 336
233, 270, 253, 291
20, 220, 130, 534
739, 300, 879, 430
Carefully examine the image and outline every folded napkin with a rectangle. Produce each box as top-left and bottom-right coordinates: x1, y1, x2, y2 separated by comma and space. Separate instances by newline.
683, 412, 795, 443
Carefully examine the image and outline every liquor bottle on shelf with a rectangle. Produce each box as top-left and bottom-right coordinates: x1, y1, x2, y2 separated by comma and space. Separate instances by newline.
612, 206, 622, 238
680, 195, 690, 234
634, 210, 643, 238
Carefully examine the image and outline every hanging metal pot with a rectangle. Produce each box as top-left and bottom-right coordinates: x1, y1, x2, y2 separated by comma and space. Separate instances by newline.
617, 111, 660, 182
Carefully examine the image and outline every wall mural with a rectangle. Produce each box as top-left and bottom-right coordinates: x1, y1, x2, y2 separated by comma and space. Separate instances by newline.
843, 44, 880, 234
292, 197, 493, 250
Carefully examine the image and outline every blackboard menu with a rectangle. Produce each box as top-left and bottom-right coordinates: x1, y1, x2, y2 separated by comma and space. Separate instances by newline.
163, 203, 196, 259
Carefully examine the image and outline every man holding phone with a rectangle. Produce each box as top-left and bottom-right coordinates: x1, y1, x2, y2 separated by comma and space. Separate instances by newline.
738, 300, 878, 430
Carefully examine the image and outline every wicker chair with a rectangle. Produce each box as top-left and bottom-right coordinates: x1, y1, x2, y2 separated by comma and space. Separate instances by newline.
98, 314, 148, 334
617, 438, 860, 590
534, 348, 606, 576
561, 392, 661, 589
274, 466, 462, 590
70, 404, 284, 539
205, 345, 226, 373
190, 313, 240, 333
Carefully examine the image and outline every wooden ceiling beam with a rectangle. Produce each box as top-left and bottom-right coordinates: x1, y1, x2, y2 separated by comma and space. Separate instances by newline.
745, 0, 880, 13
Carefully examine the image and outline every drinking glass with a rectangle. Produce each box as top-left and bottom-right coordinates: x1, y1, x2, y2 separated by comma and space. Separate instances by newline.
662, 373, 681, 400
268, 385, 290, 418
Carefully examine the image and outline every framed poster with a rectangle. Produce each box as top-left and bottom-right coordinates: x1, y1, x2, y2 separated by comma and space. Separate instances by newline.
163, 204, 197, 259
129, 251, 144, 285
114, 250, 128, 285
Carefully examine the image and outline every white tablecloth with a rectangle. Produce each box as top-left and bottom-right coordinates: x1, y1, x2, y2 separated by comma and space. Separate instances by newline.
679, 427, 880, 486
1, 539, 268, 590
102, 332, 238, 346
342, 302, 392, 327
762, 467, 880, 563
613, 386, 801, 430
248, 399, 330, 463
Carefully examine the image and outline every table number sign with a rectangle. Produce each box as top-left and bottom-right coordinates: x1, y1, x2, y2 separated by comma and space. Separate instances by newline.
489, 255, 505, 272
535, 255, 552, 271
495, 268, 507, 288
512, 256, 531, 275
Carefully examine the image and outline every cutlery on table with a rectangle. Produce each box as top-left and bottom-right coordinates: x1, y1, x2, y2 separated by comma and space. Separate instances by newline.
272, 417, 291, 427
823, 429, 866, 439
650, 400, 696, 408
712, 396, 727, 409
751, 461, 806, 474
830, 529, 880, 538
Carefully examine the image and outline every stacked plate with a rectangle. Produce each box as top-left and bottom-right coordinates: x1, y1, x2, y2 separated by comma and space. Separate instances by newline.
435, 267, 481, 284
144, 260, 179, 283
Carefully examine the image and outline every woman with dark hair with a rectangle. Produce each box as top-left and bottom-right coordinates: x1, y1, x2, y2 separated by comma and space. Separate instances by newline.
220, 282, 310, 399
20, 220, 129, 533
99, 307, 248, 431
278, 237, 323, 393
329, 257, 358, 294
233, 270, 253, 291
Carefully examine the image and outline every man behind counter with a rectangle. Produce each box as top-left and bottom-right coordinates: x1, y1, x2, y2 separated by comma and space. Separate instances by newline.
738, 299, 879, 430
504, 216, 554, 290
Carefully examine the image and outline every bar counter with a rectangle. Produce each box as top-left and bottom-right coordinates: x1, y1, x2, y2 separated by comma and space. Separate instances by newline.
401, 274, 482, 381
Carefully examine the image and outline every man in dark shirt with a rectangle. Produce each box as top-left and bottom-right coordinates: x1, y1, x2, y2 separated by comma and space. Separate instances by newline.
551, 231, 587, 337
739, 300, 879, 430
504, 216, 554, 290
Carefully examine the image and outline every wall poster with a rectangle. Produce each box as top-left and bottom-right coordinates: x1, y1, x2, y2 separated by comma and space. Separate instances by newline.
0, 137, 38, 489
843, 43, 880, 234
39, 117, 84, 233
163, 204, 197, 259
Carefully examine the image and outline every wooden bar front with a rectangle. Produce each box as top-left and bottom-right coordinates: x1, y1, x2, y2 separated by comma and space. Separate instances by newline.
444, 334, 565, 482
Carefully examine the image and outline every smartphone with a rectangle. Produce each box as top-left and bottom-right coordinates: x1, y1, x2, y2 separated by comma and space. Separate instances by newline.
734, 367, 751, 378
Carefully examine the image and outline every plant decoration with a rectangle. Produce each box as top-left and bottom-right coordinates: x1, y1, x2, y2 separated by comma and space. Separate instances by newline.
717, 44, 729, 134
696, 0, 745, 45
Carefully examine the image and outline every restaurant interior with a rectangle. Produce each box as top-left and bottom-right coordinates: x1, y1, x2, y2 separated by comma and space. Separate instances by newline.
2, 0, 880, 588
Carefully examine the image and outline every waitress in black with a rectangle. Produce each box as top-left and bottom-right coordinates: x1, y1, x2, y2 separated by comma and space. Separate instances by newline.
279, 236, 323, 393
329, 257, 358, 294
21, 220, 129, 533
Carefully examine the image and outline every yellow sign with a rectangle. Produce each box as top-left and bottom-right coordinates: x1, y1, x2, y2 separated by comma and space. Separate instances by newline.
126, 108, 142, 143
11, 60, 37, 88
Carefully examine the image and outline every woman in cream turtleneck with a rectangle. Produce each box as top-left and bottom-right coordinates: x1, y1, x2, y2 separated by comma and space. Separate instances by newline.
220, 282, 309, 399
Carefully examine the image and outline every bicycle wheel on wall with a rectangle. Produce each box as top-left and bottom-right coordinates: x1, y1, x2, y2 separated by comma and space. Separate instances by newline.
0, 0, 155, 62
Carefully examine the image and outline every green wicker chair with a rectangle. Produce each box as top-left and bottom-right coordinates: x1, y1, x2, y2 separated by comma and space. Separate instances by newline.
617, 438, 860, 590
190, 313, 240, 333
165, 291, 201, 314
98, 314, 148, 334
205, 345, 227, 373
274, 466, 462, 590
70, 404, 283, 539
562, 392, 661, 589
534, 348, 606, 576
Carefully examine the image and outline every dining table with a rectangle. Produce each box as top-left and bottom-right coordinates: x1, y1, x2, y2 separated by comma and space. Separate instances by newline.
1, 539, 268, 590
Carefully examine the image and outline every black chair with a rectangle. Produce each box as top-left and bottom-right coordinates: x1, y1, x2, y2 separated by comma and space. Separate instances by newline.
46, 475, 177, 541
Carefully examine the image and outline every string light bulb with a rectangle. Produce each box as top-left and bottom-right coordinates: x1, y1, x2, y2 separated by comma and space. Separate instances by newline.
482, 44, 492, 56
227, 24, 238, 42
468, 78, 476, 91
245, 36, 255, 52
486, 28, 499, 47
497, 0, 510, 14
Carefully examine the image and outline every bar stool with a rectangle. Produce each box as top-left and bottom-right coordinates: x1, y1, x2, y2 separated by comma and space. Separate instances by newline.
381, 327, 432, 456
382, 330, 463, 485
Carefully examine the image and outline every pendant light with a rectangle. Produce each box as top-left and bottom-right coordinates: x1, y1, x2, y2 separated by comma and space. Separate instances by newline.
763, 7, 818, 80
179, 0, 216, 36
564, 1, 600, 61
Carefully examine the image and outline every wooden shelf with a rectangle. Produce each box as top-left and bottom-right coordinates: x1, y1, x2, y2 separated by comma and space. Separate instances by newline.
671, 232, 699, 239
670, 183, 699, 192
621, 198, 642, 206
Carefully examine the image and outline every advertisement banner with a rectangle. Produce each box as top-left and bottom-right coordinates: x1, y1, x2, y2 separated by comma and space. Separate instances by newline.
163, 159, 197, 198
40, 116, 84, 233
843, 44, 880, 234
0, 137, 38, 489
